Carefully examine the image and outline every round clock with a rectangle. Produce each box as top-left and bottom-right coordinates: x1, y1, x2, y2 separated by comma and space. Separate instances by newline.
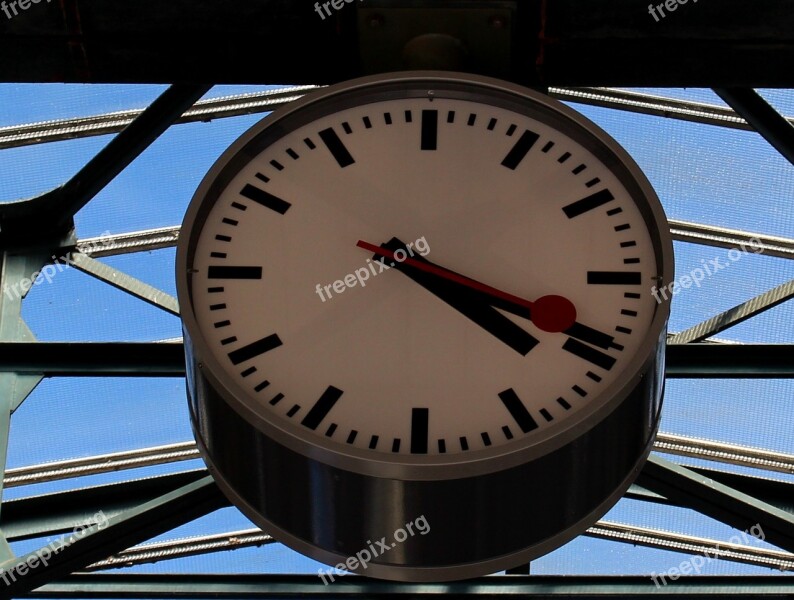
177, 72, 673, 581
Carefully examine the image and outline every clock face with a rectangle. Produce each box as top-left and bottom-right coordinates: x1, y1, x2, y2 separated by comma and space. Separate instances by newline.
180, 74, 669, 476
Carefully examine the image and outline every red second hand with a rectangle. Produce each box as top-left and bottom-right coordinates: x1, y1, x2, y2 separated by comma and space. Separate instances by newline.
355, 240, 577, 333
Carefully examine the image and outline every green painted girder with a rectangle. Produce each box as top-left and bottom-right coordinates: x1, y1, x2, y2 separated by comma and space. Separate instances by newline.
1, 476, 225, 598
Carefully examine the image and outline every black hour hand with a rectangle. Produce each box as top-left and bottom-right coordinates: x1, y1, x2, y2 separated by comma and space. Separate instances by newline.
377, 239, 539, 356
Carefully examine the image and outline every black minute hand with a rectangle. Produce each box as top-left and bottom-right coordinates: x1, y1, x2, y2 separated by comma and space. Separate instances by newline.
366, 239, 540, 356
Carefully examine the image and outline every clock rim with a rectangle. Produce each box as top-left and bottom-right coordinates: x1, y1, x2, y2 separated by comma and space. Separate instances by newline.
176, 70, 674, 480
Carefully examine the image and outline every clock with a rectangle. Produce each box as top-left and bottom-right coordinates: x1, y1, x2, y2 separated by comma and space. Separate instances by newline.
177, 72, 673, 581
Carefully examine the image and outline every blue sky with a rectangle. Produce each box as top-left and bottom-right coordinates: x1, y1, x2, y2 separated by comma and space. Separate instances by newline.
0, 84, 792, 579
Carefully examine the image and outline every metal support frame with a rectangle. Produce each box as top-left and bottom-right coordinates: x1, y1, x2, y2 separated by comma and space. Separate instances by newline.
3, 470, 208, 542
714, 88, 794, 167
0, 84, 211, 244
669, 279, 794, 344
638, 456, 794, 555
23, 574, 794, 598
0, 476, 225, 597
68, 252, 179, 317
0, 342, 790, 378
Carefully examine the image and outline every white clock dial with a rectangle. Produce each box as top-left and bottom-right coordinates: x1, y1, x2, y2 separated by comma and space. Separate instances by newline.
185, 91, 661, 463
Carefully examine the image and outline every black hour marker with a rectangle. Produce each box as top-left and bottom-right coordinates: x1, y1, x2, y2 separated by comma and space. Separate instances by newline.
438, 439, 446, 453
624, 258, 641, 264
481, 432, 492, 446
620, 241, 637, 248
572, 164, 587, 174
220, 336, 237, 345
487, 117, 497, 131
404, 110, 412, 123
254, 380, 269, 392
215, 234, 231, 242
208, 265, 263, 280
615, 223, 631, 232
460, 436, 469, 451
565, 322, 615, 350
587, 271, 642, 285
286, 148, 299, 160
369, 435, 379, 449
501, 130, 540, 170
410, 408, 429, 454
586, 371, 602, 382
562, 338, 617, 371
208, 287, 224, 293
446, 110, 455, 123
557, 397, 572, 410
586, 177, 601, 188
540, 409, 554, 422
240, 183, 291, 214
222, 218, 239, 226
241, 366, 256, 377
607, 207, 623, 216
255, 172, 270, 183
342, 121, 353, 134
621, 309, 638, 317
498, 388, 539, 433
268, 393, 284, 406
304, 137, 316, 149
384, 112, 392, 125
228, 333, 283, 365
421, 110, 438, 151
572, 385, 587, 397
346, 430, 358, 444
270, 159, 284, 171
209, 303, 226, 311
362, 116, 372, 129
506, 124, 517, 136
287, 404, 300, 417
210, 252, 226, 259
558, 152, 571, 163
326, 423, 337, 437
392, 438, 401, 452
616, 326, 633, 334
301, 386, 343, 430
467, 113, 477, 126
231, 201, 247, 211
563, 189, 615, 218
625, 292, 641, 299
541, 141, 554, 153
318, 128, 355, 168
502, 425, 514, 440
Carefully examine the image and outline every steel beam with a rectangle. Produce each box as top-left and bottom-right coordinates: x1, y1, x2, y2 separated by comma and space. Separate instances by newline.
24, 574, 794, 598
68, 252, 180, 317
1, 1, 794, 85
3, 470, 209, 542
0, 343, 790, 378
714, 88, 794, 167
638, 456, 794, 554
1, 476, 225, 598
0, 87, 318, 151
0, 85, 210, 244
